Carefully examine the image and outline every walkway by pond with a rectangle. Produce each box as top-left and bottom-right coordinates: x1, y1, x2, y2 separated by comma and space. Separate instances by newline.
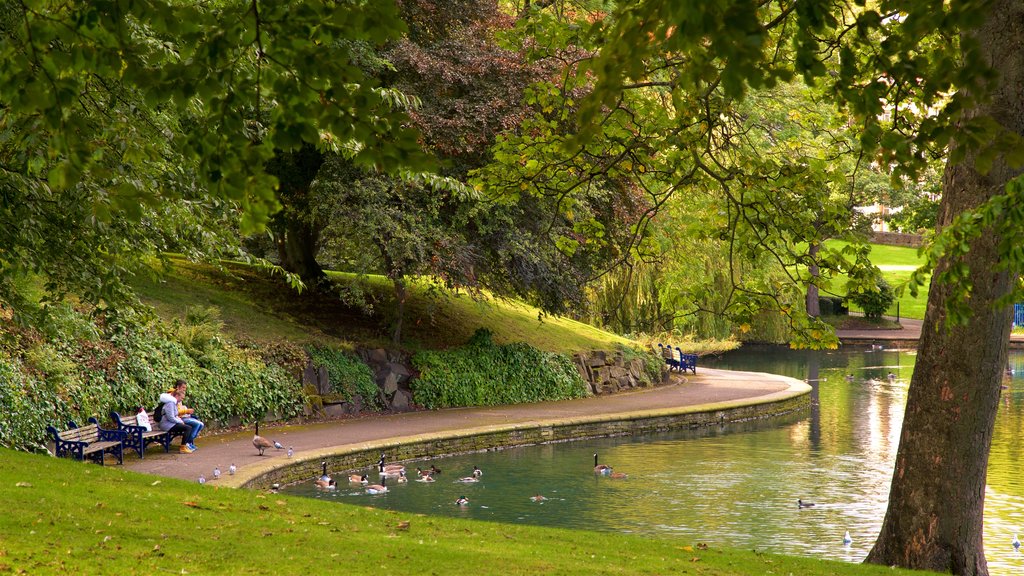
122, 368, 809, 486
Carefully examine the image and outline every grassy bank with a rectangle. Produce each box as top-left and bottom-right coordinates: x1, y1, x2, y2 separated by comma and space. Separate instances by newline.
0, 449, 929, 576
133, 257, 633, 353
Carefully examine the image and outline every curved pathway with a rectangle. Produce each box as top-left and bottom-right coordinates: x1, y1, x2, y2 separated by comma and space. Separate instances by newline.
122, 368, 809, 487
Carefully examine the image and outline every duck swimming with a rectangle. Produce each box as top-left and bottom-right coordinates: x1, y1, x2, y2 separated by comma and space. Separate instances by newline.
798, 499, 816, 509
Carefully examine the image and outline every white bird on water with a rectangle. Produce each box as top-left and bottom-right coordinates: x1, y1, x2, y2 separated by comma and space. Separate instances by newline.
1013, 533, 1020, 552
843, 531, 853, 547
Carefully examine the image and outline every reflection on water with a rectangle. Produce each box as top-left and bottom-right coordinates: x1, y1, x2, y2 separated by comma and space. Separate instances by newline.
283, 346, 1024, 574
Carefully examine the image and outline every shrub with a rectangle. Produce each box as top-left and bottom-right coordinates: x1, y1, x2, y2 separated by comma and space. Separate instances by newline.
411, 328, 588, 409
307, 347, 381, 410
849, 278, 896, 319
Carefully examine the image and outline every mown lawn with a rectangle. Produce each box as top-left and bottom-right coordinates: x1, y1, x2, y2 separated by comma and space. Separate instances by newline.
0, 449, 932, 576
825, 240, 929, 320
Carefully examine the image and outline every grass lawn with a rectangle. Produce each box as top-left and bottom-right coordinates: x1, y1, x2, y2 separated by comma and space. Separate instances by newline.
132, 256, 632, 354
824, 240, 929, 320
0, 449, 932, 576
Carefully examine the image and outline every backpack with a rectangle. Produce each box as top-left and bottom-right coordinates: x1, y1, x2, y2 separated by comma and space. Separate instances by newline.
153, 402, 165, 423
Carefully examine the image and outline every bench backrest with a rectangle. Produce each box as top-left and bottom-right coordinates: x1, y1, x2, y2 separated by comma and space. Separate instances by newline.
116, 411, 159, 428
58, 424, 100, 444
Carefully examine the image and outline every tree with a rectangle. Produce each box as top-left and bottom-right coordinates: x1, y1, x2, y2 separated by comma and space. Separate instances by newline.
517, 0, 1023, 573
0, 0, 426, 315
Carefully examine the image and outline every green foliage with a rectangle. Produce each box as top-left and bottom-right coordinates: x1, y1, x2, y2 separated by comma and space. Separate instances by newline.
848, 278, 896, 320
886, 195, 939, 233
307, 346, 381, 411
0, 306, 303, 450
411, 329, 588, 409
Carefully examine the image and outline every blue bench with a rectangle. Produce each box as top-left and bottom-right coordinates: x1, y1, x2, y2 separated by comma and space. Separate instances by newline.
657, 344, 697, 375
111, 410, 181, 459
47, 419, 124, 465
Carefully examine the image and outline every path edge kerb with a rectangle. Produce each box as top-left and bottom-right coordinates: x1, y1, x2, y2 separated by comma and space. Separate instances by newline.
227, 375, 811, 490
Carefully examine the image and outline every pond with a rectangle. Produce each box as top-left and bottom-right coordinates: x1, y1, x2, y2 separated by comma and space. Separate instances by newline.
282, 346, 1024, 574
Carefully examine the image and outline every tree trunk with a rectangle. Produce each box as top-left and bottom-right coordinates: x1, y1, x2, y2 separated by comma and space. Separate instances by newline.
865, 4, 1024, 573
806, 240, 821, 317
267, 143, 327, 284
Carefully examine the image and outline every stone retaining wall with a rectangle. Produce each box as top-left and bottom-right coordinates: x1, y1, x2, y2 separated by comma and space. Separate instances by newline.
241, 391, 809, 489
571, 350, 666, 395
871, 231, 923, 248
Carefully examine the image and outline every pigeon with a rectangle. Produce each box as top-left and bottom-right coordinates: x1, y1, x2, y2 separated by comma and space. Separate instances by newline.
198, 475, 206, 485
274, 440, 284, 450
287, 446, 294, 458
228, 463, 236, 475
213, 467, 221, 480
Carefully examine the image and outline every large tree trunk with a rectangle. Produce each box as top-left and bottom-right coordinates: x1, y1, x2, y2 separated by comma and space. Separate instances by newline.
267, 143, 327, 284
865, 4, 1024, 574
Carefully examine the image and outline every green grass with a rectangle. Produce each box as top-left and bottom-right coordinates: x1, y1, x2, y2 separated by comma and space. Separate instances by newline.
0, 449, 932, 576
824, 240, 929, 320
132, 257, 632, 354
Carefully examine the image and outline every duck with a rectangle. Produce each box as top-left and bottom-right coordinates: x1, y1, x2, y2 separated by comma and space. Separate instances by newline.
530, 494, 548, 502
349, 474, 368, 484
843, 531, 853, 547
798, 499, 816, 509
457, 474, 480, 483
455, 495, 470, 506
252, 422, 275, 456
396, 471, 408, 483
377, 455, 405, 476
365, 476, 388, 494
415, 474, 436, 483
429, 465, 442, 475
416, 467, 433, 479
593, 453, 612, 475
844, 374, 855, 382
471, 466, 482, 478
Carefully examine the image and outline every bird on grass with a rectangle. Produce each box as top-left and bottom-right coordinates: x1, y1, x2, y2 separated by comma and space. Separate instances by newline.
252, 422, 276, 456
843, 531, 853, 547
798, 499, 815, 509
198, 475, 206, 485
365, 476, 388, 495
593, 453, 612, 475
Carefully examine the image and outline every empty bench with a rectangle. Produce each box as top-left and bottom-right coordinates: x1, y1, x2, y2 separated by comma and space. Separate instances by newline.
47, 420, 124, 465
111, 410, 183, 459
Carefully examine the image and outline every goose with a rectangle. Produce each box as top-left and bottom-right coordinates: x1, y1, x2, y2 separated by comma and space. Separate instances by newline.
797, 499, 816, 509
349, 474, 368, 484
593, 453, 612, 475
315, 478, 337, 490
377, 455, 405, 476
253, 422, 275, 456
843, 531, 853, 547
318, 462, 332, 484
365, 476, 388, 495
1014, 533, 1020, 552
396, 471, 408, 483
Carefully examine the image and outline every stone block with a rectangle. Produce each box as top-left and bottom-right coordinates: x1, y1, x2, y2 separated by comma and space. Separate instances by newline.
367, 348, 388, 364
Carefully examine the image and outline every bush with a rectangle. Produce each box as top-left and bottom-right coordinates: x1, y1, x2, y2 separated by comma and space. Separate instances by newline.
307, 347, 381, 410
848, 278, 896, 319
411, 328, 588, 409
0, 308, 304, 450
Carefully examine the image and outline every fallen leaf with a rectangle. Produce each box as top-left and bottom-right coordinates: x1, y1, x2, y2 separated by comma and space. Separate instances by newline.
681, 546, 693, 552
15, 482, 31, 488
258, 505, 269, 511
151, 480, 161, 486
690, 557, 700, 563
182, 502, 198, 508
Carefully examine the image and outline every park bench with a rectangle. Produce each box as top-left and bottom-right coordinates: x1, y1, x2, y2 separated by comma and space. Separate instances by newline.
657, 343, 679, 371
676, 349, 698, 375
47, 419, 124, 465
110, 410, 182, 459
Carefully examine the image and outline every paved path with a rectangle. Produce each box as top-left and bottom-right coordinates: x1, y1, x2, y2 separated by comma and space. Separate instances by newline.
836, 316, 1024, 344
122, 368, 808, 486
